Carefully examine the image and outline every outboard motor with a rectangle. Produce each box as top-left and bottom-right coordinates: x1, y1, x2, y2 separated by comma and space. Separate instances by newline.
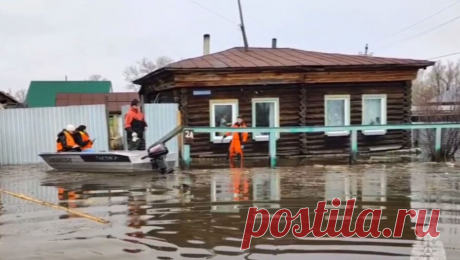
146, 142, 174, 174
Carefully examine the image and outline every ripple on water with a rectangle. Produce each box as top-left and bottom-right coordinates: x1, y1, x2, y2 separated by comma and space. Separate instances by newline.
0, 163, 459, 259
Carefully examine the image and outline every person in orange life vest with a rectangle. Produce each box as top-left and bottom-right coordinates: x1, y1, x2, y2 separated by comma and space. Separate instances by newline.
73, 125, 95, 152
56, 124, 81, 152
226, 116, 248, 160
125, 99, 148, 150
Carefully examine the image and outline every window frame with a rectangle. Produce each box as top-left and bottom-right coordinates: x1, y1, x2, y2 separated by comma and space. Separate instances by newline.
362, 94, 387, 136
324, 95, 351, 137
251, 98, 280, 141
209, 99, 239, 143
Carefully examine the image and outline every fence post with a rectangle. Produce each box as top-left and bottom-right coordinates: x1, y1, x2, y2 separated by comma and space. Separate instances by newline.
435, 127, 442, 162
104, 96, 112, 150
269, 131, 277, 168
182, 144, 191, 169
349, 130, 358, 164
177, 111, 183, 162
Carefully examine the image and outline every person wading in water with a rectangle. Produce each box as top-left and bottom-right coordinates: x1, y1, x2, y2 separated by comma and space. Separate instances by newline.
224, 116, 248, 161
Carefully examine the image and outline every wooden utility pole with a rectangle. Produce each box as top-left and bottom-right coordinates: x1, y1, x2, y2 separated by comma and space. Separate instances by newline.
237, 0, 249, 51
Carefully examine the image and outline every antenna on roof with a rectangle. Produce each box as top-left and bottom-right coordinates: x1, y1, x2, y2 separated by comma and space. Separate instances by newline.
359, 43, 374, 56
237, 0, 249, 51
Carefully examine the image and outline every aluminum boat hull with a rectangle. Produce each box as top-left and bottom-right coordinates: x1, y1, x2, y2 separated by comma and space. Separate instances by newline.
38, 151, 177, 173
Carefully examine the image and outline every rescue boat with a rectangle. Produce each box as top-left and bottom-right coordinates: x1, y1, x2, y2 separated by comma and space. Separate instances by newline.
39, 143, 176, 173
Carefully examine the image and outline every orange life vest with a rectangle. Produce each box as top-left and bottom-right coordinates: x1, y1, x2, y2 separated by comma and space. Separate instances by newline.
79, 131, 93, 150
57, 131, 76, 152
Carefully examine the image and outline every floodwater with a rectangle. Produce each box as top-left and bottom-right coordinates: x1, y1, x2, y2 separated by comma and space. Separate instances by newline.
0, 163, 459, 260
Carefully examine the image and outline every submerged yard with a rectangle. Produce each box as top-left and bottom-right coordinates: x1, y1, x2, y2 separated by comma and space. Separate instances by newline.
0, 162, 458, 260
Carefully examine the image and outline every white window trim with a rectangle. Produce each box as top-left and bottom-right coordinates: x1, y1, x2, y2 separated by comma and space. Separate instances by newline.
209, 99, 239, 143
251, 98, 280, 141
362, 94, 387, 136
324, 95, 350, 137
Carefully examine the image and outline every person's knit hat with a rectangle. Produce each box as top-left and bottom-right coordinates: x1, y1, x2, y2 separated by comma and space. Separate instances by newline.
131, 99, 139, 106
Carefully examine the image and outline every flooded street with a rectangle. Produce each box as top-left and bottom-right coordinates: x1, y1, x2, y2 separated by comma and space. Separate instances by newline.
0, 163, 459, 260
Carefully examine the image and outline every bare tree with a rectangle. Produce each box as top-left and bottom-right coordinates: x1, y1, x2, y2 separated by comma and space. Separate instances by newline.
123, 56, 174, 92
88, 74, 108, 81
156, 56, 174, 68
7, 88, 27, 103
412, 60, 460, 161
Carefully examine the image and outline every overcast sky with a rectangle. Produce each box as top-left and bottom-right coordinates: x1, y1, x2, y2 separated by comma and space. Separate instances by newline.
1, 0, 460, 93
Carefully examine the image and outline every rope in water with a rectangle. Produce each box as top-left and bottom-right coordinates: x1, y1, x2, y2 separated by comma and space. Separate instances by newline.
0, 189, 110, 224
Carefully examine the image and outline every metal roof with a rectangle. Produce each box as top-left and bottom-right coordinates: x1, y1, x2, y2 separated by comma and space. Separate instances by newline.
166, 47, 434, 69
55, 92, 139, 113
26, 81, 112, 108
0, 91, 20, 104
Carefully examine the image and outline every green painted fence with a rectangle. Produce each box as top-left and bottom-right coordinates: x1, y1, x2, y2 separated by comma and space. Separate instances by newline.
158, 123, 460, 168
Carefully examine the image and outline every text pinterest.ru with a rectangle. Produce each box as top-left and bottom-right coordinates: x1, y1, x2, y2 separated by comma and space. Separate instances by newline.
240, 198, 440, 250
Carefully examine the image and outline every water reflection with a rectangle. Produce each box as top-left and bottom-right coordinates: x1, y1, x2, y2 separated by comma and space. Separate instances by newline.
410, 167, 460, 254
0, 163, 459, 259
211, 170, 280, 213
253, 172, 280, 209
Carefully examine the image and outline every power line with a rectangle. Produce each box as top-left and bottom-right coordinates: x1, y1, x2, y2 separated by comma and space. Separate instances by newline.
372, 0, 460, 43
186, 0, 239, 25
376, 14, 460, 50
213, 26, 241, 45
428, 51, 460, 60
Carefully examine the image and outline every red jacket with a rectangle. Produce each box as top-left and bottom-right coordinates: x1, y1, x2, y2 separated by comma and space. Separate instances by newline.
125, 108, 147, 138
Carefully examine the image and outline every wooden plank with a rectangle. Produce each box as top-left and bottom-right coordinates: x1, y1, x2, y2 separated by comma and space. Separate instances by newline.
173, 70, 418, 88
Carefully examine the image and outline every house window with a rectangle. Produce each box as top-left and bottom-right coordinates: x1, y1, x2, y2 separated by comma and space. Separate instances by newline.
324, 95, 350, 136
362, 94, 387, 135
252, 98, 280, 141
210, 99, 238, 143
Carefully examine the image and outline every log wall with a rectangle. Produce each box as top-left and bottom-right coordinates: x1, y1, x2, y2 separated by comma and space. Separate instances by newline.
178, 86, 301, 158
304, 81, 411, 154
142, 75, 413, 158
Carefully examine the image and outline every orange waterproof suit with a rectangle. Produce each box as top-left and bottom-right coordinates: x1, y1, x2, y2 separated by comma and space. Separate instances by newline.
226, 122, 248, 159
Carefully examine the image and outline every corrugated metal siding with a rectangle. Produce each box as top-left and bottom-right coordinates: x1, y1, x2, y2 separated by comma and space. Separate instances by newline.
144, 104, 179, 167
121, 105, 129, 150
0, 105, 109, 165
121, 104, 179, 166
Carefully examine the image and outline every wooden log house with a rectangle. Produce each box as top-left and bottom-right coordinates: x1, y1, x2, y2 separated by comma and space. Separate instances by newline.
135, 45, 434, 160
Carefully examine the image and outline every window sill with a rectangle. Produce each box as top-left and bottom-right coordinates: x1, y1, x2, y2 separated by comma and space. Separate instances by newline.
325, 131, 350, 137
254, 136, 269, 142
212, 136, 232, 143
363, 130, 386, 136
253, 135, 280, 142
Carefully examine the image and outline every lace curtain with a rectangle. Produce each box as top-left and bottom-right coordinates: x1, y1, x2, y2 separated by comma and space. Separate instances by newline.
363, 99, 382, 125
326, 100, 345, 126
